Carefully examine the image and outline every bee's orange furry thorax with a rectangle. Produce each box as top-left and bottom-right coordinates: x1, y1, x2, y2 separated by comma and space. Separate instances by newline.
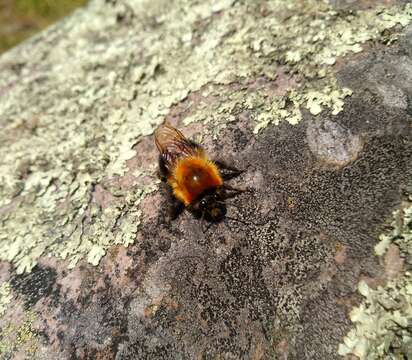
168, 156, 223, 206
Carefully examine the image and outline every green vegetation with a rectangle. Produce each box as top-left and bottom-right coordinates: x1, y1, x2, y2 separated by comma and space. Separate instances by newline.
0, 0, 87, 53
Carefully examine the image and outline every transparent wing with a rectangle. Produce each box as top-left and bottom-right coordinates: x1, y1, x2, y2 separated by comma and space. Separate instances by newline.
155, 124, 201, 171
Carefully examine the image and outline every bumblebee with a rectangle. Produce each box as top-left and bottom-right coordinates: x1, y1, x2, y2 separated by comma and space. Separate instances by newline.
155, 124, 244, 223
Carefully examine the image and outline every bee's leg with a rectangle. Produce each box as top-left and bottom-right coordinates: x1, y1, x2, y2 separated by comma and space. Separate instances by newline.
223, 183, 247, 193
158, 155, 168, 182
169, 197, 185, 221
221, 183, 248, 199
201, 214, 214, 233
188, 140, 202, 151
214, 159, 244, 181
201, 213, 206, 233
158, 181, 184, 222
164, 185, 184, 220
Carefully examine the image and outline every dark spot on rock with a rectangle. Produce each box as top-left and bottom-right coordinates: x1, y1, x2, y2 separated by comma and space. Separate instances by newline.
158, 237, 171, 252
406, 94, 412, 117
10, 264, 57, 308
229, 122, 251, 150
57, 330, 65, 342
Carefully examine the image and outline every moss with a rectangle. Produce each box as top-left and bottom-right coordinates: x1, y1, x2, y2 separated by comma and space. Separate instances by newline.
338, 194, 412, 359
0, 0, 87, 54
0, 0, 411, 273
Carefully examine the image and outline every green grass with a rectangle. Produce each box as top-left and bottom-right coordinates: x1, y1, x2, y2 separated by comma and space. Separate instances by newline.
0, 0, 88, 54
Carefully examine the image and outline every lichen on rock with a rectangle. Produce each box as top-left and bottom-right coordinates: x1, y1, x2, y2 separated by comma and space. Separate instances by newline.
0, 282, 12, 317
338, 194, 412, 359
0, 310, 38, 358
0, 0, 411, 274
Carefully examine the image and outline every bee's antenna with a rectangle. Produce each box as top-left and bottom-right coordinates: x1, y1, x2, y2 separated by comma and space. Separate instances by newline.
222, 217, 233, 232
201, 212, 214, 233
224, 215, 250, 226
216, 199, 241, 212
225, 202, 242, 212
201, 212, 206, 233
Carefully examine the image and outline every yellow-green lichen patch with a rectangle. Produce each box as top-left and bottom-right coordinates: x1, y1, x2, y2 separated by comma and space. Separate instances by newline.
0, 0, 235, 272
247, 1, 412, 132
184, 2, 412, 133
0, 310, 38, 358
0, 0, 411, 273
0, 282, 12, 317
338, 198, 412, 359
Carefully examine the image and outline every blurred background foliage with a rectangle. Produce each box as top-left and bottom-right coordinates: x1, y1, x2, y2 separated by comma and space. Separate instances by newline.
0, 0, 88, 54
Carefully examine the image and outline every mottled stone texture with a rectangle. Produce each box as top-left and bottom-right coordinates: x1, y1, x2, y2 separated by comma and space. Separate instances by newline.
0, 0, 411, 359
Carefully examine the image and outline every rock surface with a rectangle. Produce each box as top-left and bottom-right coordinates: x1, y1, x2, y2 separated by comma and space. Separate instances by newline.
0, 0, 411, 359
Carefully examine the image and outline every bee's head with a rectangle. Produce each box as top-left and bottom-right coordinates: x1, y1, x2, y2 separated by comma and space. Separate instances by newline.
192, 187, 226, 222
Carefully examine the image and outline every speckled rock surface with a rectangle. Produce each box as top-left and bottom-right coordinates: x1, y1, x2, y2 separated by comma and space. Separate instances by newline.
0, 0, 411, 359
